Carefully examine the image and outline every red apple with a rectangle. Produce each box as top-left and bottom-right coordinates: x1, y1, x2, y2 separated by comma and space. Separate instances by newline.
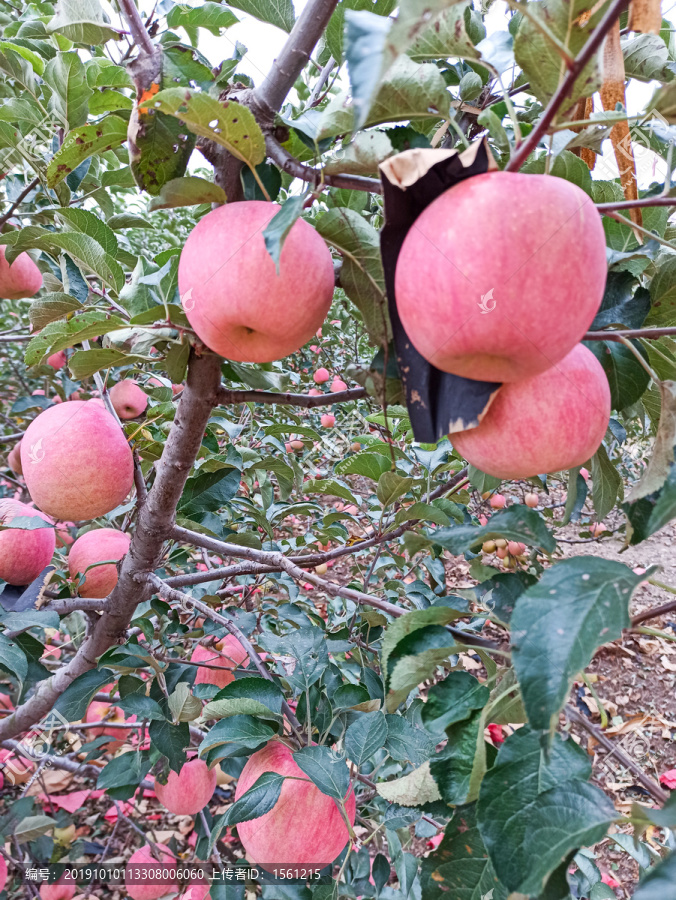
84, 701, 132, 746
330, 378, 347, 392
178, 201, 334, 362
125, 844, 178, 900
192, 637, 248, 690
21, 401, 134, 520
154, 757, 217, 816
489, 494, 506, 509
395, 172, 606, 382
47, 350, 67, 370
0, 245, 42, 299
452, 345, 610, 479
0, 499, 55, 585
7, 441, 22, 475
235, 740, 356, 868
0, 855, 6, 892
320, 414, 335, 427
68, 528, 131, 597
313, 368, 330, 384
524, 492, 539, 508
39, 878, 76, 900
109, 380, 149, 419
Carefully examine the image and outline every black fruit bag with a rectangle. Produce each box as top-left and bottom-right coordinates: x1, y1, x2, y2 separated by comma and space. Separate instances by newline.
379, 138, 501, 443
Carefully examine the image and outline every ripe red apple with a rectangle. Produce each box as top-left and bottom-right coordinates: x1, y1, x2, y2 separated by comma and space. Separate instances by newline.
154, 757, 217, 815
192, 637, 248, 690
330, 378, 347, 392
125, 844, 178, 900
47, 350, 67, 370
235, 740, 356, 868
178, 201, 334, 362
84, 700, 132, 746
0, 855, 6, 892
39, 878, 76, 900
395, 172, 606, 382
0, 499, 55, 585
109, 380, 148, 419
308, 388, 322, 396
524, 492, 539, 508
7, 441, 22, 475
452, 344, 610, 479
0, 245, 43, 299
314, 368, 330, 384
68, 528, 131, 597
320, 414, 335, 427
21, 401, 134, 520
489, 494, 506, 509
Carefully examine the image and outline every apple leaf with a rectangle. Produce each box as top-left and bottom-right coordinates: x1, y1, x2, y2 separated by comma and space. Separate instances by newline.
511, 557, 649, 729
46, 115, 127, 188
147, 176, 226, 211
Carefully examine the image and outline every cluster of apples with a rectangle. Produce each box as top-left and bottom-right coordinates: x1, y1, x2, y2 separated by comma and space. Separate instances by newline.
395, 171, 611, 479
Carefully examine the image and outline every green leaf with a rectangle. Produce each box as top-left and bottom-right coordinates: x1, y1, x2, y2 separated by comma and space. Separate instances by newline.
0, 633, 28, 684
48, 0, 121, 45
129, 101, 196, 196
384, 715, 436, 766
305, 479, 359, 506
421, 805, 507, 900
29, 292, 83, 331
320, 56, 450, 137
511, 558, 647, 729
0, 42, 44, 76
221, 771, 284, 826
633, 850, 676, 899
147, 176, 227, 211
345, 711, 388, 765
586, 340, 651, 411
3, 228, 123, 293
203, 677, 283, 721
166, 2, 239, 34
622, 33, 676, 83
294, 745, 350, 802
409, 3, 482, 61
24, 310, 128, 367
56, 208, 118, 256
324, 131, 393, 176
477, 727, 615, 895
513, 0, 603, 112
394, 502, 451, 527
522, 147, 592, 195
377, 471, 413, 507
647, 255, 676, 327
421, 671, 490, 734
0, 610, 60, 633
261, 628, 329, 693
179, 468, 241, 517
97, 751, 152, 798
46, 115, 127, 188
432, 506, 556, 555
68, 348, 147, 379
335, 450, 392, 480
430, 712, 485, 805
148, 719, 189, 772
377, 760, 441, 806
107, 214, 153, 230
226, 0, 295, 32
43, 50, 92, 129
144, 87, 265, 172
198, 715, 276, 758
317, 207, 389, 346
624, 380, 676, 544
118, 694, 167, 722
15, 815, 56, 843
262, 196, 305, 271
590, 444, 622, 520
325, 0, 396, 63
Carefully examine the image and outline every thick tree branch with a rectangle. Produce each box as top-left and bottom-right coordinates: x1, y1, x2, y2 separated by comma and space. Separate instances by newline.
505, 0, 629, 172
631, 599, 676, 627
46, 598, 108, 615
0, 351, 223, 742
251, 0, 340, 120
217, 384, 366, 407
169, 523, 497, 648
116, 0, 155, 57
265, 136, 383, 194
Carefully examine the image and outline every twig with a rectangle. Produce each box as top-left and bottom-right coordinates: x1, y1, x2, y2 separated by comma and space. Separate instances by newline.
584, 327, 676, 341
0, 334, 32, 343
565, 705, 668, 804
596, 197, 676, 211
0, 176, 39, 228
145, 575, 304, 736
266, 137, 383, 194
0, 432, 23, 443
505, 0, 629, 172
308, 55, 336, 107
217, 384, 367, 407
